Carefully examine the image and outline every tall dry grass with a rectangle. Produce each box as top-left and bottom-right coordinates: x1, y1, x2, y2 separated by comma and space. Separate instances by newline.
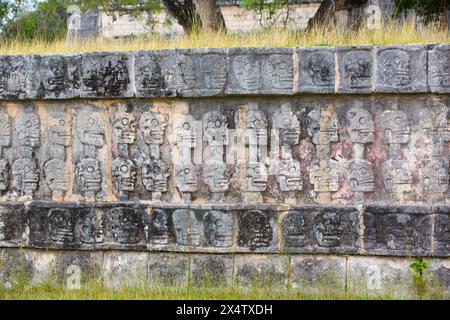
0, 18, 448, 54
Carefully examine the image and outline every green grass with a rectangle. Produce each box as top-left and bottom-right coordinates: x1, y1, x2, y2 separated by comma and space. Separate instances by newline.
0, 18, 449, 54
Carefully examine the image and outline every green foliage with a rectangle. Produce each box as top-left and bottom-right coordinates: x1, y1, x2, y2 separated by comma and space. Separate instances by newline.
241, 0, 289, 19
410, 257, 429, 299
393, 0, 450, 23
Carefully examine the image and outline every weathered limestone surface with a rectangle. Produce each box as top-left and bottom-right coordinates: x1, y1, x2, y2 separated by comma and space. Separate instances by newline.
0, 44, 448, 295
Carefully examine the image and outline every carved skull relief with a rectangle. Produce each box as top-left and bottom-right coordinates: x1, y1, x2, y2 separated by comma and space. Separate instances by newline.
142, 158, 170, 192
347, 159, 375, 192
201, 54, 227, 89
12, 158, 39, 195
48, 113, 72, 147
139, 111, 168, 145
307, 107, 339, 145
268, 55, 293, 89
247, 109, 268, 143
420, 158, 449, 196
313, 212, 342, 247
16, 110, 40, 147
77, 112, 105, 148
203, 110, 228, 145
76, 208, 103, 244
48, 208, 73, 243
380, 110, 410, 144
382, 159, 412, 194
233, 55, 261, 90
203, 161, 230, 193
309, 161, 339, 193
175, 164, 199, 193
172, 209, 200, 246
238, 210, 272, 249
108, 207, 142, 244
281, 211, 307, 247
272, 103, 301, 146
76, 158, 102, 196
307, 53, 334, 86
342, 51, 372, 88
44, 159, 69, 193
379, 49, 411, 87
112, 158, 137, 192
277, 159, 302, 191
149, 208, 171, 244
346, 107, 374, 144
203, 211, 232, 247
0, 110, 11, 148
173, 114, 197, 147
112, 111, 136, 145
245, 162, 268, 192
438, 109, 450, 142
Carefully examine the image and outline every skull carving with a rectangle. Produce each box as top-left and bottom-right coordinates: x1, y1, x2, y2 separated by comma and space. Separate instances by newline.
420, 158, 449, 196
173, 114, 197, 147
172, 209, 200, 246
307, 53, 334, 86
16, 111, 40, 147
380, 110, 410, 144
112, 158, 137, 192
108, 207, 142, 244
142, 158, 170, 192
238, 210, 272, 249
233, 55, 261, 90
149, 208, 171, 244
0, 159, 8, 191
43, 59, 67, 92
342, 51, 372, 88
307, 107, 339, 145
139, 111, 168, 145
203, 161, 230, 192
438, 109, 450, 142
76, 158, 102, 196
201, 54, 227, 89
269, 55, 293, 89
247, 109, 268, 143
245, 162, 268, 192
112, 111, 136, 144
44, 159, 69, 193
48, 208, 73, 243
277, 159, 302, 191
383, 214, 414, 250
273, 103, 301, 145
77, 112, 105, 147
281, 211, 307, 247
309, 161, 339, 192
76, 208, 103, 244
379, 49, 411, 87
175, 164, 199, 193
347, 159, 375, 192
0, 110, 11, 149
48, 113, 72, 147
346, 107, 374, 144
12, 158, 39, 195
382, 159, 412, 194
313, 212, 342, 247
203, 111, 228, 145
136, 62, 162, 92
204, 211, 232, 247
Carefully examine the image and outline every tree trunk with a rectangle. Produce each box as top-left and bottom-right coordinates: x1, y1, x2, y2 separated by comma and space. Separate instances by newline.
307, 0, 368, 29
192, 0, 226, 33
161, 0, 202, 34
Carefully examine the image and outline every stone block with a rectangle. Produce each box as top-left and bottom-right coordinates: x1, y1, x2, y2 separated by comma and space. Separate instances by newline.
374, 44, 427, 93
425, 259, 450, 298
147, 253, 189, 287
227, 47, 294, 95
81, 52, 134, 97
177, 48, 227, 97
134, 50, 177, 97
190, 254, 233, 287
347, 256, 413, 298
296, 46, 335, 93
29, 54, 81, 99
280, 206, 361, 254
102, 251, 149, 289
234, 254, 289, 289
433, 205, 449, 257
0, 203, 28, 246
336, 46, 374, 93
236, 206, 278, 252
363, 205, 433, 256
0, 55, 30, 99
289, 255, 346, 292
428, 44, 450, 93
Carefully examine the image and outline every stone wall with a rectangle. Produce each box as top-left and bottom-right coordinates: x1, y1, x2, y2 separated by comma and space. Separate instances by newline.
0, 44, 448, 296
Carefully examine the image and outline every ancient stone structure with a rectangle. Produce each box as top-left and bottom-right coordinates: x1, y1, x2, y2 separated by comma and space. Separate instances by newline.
0, 44, 448, 297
